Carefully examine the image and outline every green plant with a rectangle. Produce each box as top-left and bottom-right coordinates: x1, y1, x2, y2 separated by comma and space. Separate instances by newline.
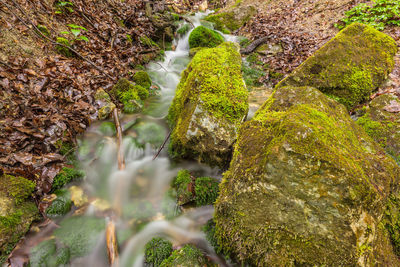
194, 177, 219, 206
61, 24, 89, 42
55, 1, 74, 14
336, 0, 400, 30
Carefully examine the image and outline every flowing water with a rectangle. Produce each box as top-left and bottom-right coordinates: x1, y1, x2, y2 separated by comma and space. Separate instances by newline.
22, 11, 239, 267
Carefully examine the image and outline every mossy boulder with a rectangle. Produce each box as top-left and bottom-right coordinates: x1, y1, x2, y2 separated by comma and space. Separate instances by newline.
0, 174, 38, 263
188, 26, 224, 49
29, 239, 70, 267
132, 70, 152, 90
132, 120, 166, 149
144, 237, 173, 266
160, 244, 215, 267
173, 170, 195, 206
204, 3, 256, 33
214, 86, 400, 266
356, 94, 400, 164
110, 78, 150, 114
276, 23, 397, 109
167, 42, 248, 168
194, 177, 219, 206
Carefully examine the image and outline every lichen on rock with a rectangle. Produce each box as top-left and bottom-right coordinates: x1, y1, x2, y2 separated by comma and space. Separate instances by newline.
214, 85, 400, 266
276, 23, 397, 109
167, 42, 248, 168
188, 26, 224, 49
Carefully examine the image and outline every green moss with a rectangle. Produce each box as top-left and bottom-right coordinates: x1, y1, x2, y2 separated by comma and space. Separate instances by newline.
160, 244, 214, 267
132, 71, 152, 90
46, 189, 72, 218
204, 6, 256, 33
3, 175, 35, 205
144, 237, 173, 266
383, 194, 400, 256
37, 24, 50, 37
173, 170, 194, 205
177, 24, 191, 35
110, 78, 144, 114
194, 177, 219, 206
52, 167, 84, 191
188, 26, 224, 49
55, 37, 74, 57
357, 113, 388, 147
242, 63, 264, 89
168, 42, 248, 128
140, 36, 159, 48
276, 23, 397, 109
54, 216, 105, 258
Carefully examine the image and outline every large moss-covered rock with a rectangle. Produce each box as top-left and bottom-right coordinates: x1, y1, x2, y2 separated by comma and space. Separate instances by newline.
215, 86, 400, 266
277, 23, 397, 109
167, 42, 248, 168
188, 26, 224, 49
204, 3, 256, 34
0, 174, 38, 263
356, 94, 400, 164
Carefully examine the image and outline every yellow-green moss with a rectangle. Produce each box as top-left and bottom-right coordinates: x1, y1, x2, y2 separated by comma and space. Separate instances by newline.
52, 167, 84, 191
160, 244, 215, 267
204, 5, 256, 33
110, 78, 145, 114
276, 23, 397, 109
194, 177, 219, 206
144, 237, 173, 266
188, 26, 224, 49
168, 42, 248, 127
215, 86, 400, 265
173, 170, 194, 205
132, 71, 152, 90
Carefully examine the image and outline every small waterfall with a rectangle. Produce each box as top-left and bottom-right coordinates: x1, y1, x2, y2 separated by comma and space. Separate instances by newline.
22, 11, 237, 267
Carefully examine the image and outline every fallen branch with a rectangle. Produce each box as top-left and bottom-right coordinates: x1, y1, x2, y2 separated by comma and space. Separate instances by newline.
4, 0, 116, 81
240, 36, 271, 55
153, 131, 171, 160
113, 108, 125, 170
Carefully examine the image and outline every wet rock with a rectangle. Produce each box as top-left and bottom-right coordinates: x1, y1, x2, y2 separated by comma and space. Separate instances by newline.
188, 26, 224, 49
29, 238, 70, 267
215, 86, 400, 266
277, 23, 397, 109
168, 42, 248, 168
204, 3, 256, 34
0, 174, 38, 263
160, 244, 215, 267
356, 94, 400, 164
132, 120, 166, 149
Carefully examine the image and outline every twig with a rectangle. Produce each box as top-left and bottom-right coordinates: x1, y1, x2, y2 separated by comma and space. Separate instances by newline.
113, 108, 125, 170
0, 61, 13, 69
153, 131, 171, 160
5, 0, 116, 81
106, 219, 119, 266
154, 62, 168, 72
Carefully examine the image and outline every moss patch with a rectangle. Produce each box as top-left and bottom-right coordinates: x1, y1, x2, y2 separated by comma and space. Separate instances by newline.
160, 244, 215, 267
204, 5, 256, 33
132, 70, 152, 90
45, 189, 72, 218
276, 23, 397, 109
110, 78, 147, 114
188, 26, 224, 49
52, 167, 84, 191
194, 177, 219, 206
144, 237, 173, 266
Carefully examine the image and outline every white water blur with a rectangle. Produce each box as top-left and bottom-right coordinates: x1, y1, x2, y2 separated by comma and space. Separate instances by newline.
74, 11, 236, 266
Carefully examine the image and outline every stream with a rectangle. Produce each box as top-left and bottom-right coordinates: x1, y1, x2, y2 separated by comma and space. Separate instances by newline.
22, 11, 238, 267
